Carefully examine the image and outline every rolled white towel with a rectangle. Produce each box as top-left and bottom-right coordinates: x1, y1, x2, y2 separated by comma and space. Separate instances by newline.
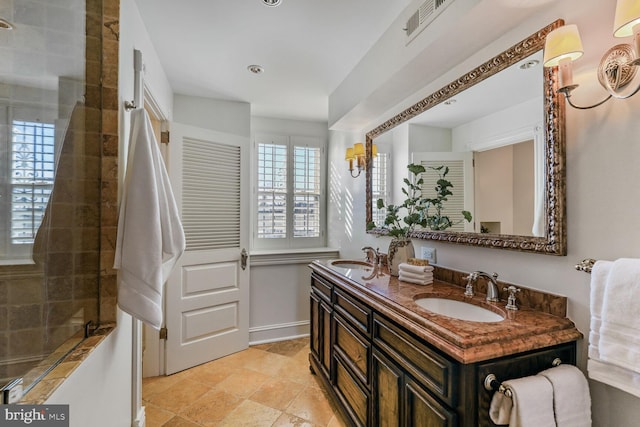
397, 270, 433, 281
398, 274, 432, 286
399, 263, 434, 274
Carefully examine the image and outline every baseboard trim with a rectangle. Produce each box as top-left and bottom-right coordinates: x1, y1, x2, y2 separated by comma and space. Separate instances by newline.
249, 320, 310, 345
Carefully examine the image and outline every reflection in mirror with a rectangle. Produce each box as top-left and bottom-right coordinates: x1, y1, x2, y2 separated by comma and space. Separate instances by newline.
366, 20, 566, 255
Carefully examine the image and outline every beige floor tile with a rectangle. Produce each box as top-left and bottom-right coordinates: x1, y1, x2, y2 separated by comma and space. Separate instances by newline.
146, 378, 211, 413
162, 416, 203, 427
327, 415, 347, 427
142, 339, 340, 427
276, 358, 318, 387
217, 400, 282, 427
143, 374, 187, 400
249, 378, 305, 411
216, 368, 271, 398
242, 350, 291, 377
266, 339, 309, 357
285, 387, 336, 426
143, 402, 175, 427
179, 388, 242, 426
271, 412, 317, 427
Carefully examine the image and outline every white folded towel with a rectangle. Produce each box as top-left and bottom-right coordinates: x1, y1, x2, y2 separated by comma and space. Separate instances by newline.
538, 365, 591, 427
489, 375, 555, 427
398, 263, 434, 274
588, 260, 612, 360
598, 258, 640, 373
114, 109, 186, 330
397, 270, 434, 281
398, 274, 433, 286
587, 358, 640, 399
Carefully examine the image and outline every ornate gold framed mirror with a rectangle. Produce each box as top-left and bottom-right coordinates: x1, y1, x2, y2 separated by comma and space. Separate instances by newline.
365, 20, 566, 255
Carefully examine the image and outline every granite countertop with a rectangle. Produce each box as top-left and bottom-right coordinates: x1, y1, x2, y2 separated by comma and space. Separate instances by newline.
310, 260, 583, 364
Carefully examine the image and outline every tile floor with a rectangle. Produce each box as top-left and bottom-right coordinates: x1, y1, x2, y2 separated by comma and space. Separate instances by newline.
142, 338, 347, 426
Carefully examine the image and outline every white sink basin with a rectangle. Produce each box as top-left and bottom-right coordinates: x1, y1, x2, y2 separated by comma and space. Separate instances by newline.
330, 260, 373, 270
414, 297, 504, 322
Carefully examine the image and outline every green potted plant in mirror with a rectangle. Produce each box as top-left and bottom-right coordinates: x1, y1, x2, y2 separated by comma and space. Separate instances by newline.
367, 163, 472, 276
367, 164, 427, 276
422, 165, 473, 231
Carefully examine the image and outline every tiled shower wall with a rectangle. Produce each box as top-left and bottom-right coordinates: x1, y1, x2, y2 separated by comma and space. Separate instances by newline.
0, 0, 119, 387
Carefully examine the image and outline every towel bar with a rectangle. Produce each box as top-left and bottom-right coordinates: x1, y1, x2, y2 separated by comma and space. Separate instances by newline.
484, 358, 563, 398
575, 258, 596, 273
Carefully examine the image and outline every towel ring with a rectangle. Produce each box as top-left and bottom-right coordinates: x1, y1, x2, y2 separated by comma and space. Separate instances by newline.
484, 358, 562, 398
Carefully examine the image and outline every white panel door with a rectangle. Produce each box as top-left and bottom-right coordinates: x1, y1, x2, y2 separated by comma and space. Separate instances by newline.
165, 122, 249, 374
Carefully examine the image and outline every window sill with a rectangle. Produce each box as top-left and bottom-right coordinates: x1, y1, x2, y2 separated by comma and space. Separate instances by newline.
250, 247, 340, 266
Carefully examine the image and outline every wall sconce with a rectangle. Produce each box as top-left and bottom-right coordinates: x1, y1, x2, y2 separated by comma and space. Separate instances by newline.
345, 142, 377, 178
543, 0, 640, 109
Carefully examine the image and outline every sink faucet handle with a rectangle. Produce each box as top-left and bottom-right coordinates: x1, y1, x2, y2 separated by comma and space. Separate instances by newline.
503, 286, 521, 311
463, 274, 476, 297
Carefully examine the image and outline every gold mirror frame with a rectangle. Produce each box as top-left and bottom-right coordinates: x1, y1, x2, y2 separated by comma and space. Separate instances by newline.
365, 20, 566, 255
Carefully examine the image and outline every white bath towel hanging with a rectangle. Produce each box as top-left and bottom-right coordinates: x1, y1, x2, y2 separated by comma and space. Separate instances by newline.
489, 375, 556, 427
538, 364, 591, 427
587, 258, 640, 397
598, 258, 640, 373
114, 108, 185, 330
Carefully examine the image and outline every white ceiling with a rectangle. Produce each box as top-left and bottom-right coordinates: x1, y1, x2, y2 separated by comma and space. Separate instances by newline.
133, 0, 415, 122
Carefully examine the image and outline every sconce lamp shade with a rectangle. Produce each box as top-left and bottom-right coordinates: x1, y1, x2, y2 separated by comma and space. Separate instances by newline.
543, 24, 584, 67
372, 144, 378, 157
345, 147, 354, 161
614, 0, 640, 37
353, 143, 365, 157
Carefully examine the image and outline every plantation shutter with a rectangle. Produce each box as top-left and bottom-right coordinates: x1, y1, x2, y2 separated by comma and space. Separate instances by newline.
182, 138, 240, 250
371, 152, 390, 227
293, 145, 321, 238
412, 150, 474, 233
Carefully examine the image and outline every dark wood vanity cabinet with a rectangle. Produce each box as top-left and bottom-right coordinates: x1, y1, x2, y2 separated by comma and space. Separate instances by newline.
309, 271, 577, 427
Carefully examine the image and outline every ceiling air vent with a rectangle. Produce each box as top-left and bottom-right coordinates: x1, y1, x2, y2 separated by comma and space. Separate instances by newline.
404, 0, 454, 45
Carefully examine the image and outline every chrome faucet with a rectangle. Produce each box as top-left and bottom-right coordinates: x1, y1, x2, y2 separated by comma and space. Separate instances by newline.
465, 271, 500, 302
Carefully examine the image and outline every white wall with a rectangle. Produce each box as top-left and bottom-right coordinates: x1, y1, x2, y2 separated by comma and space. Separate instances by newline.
327, 1, 640, 425
174, 95, 250, 137
249, 117, 333, 343
46, 311, 133, 427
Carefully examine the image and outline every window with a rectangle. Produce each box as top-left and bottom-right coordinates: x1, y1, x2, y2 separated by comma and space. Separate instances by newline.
1, 119, 55, 261
255, 134, 325, 249
371, 151, 390, 227
11, 120, 55, 244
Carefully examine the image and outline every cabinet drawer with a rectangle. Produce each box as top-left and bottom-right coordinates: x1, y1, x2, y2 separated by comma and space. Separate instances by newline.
334, 313, 370, 386
373, 314, 456, 406
311, 273, 332, 302
334, 288, 372, 337
334, 353, 369, 427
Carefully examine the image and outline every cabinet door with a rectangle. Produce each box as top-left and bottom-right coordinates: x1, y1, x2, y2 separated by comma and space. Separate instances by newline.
372, 350, 402, 427
310, 290, 333, 378
405, 377, 457, 427
322, 300, 332, 375
334, 313, 370, 385
310, 292, 321, 363
335, 353, 369, 427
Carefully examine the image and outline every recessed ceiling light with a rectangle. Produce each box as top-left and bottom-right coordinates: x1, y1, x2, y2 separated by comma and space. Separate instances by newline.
247, 64, 265, 74
262, 0, 282, 6
519, 60, 540, 70
444, 99, 457, 105
0, 18, 14, 30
